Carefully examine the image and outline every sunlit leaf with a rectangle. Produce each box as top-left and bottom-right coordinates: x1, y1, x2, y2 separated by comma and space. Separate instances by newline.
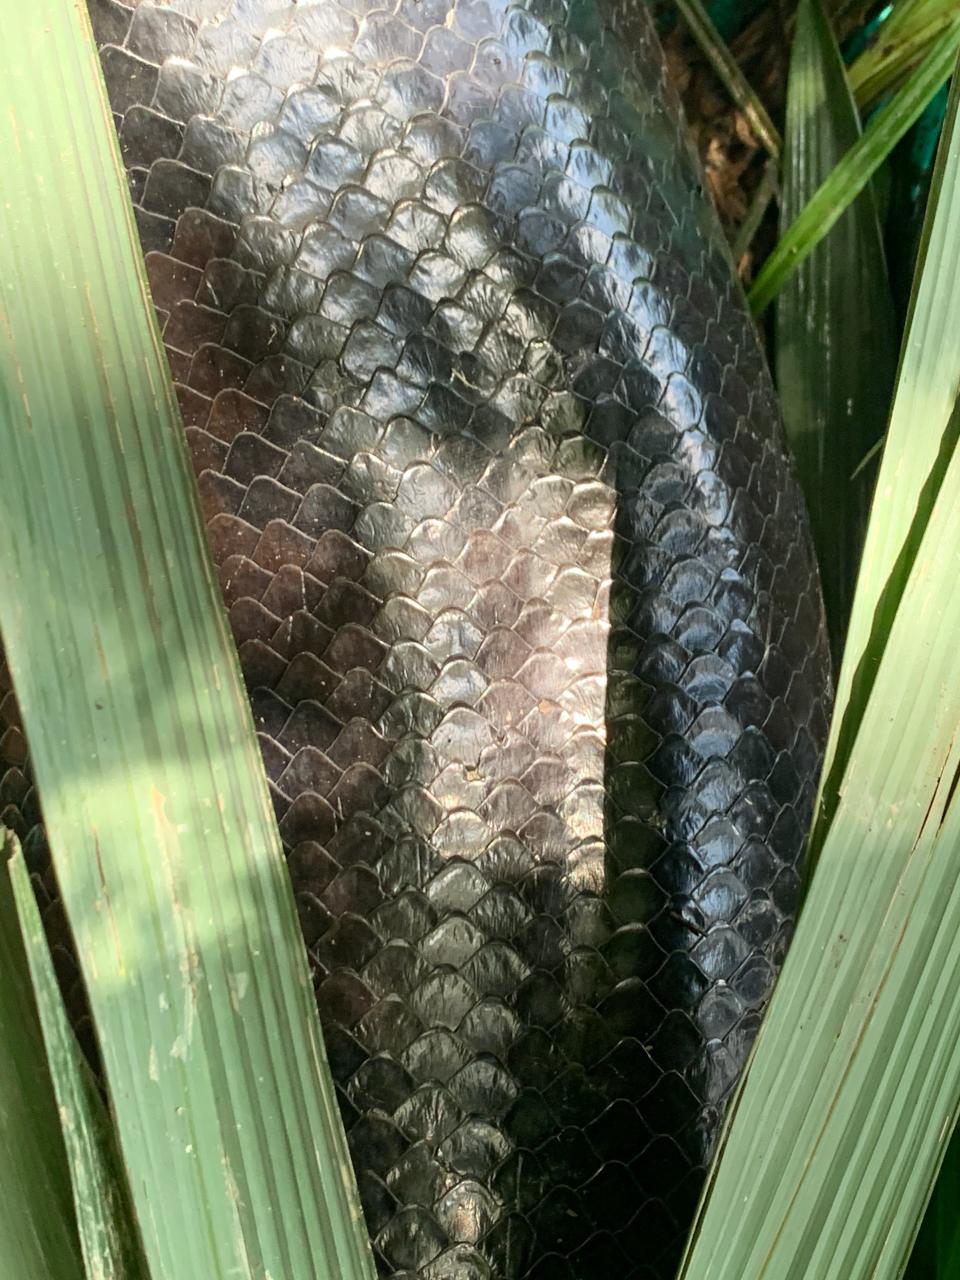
811, 70, 960, 857
905, 1122, 960, 1277
849, 0, 957, 108
0, 4, 377, 1278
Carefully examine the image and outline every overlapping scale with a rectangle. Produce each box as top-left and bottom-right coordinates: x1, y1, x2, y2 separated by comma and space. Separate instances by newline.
0, 2, 831, 1275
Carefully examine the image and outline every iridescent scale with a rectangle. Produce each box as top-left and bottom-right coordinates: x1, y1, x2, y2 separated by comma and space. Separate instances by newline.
0, 1, 831, 1276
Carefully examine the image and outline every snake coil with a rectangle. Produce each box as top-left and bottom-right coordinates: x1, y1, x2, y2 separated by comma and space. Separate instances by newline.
0, 0, 832, 1275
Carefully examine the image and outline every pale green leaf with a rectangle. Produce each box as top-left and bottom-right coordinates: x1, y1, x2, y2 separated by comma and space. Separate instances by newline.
811, 70, 960, 862
905, 1122, 960, 1276
0, 4, 376, 1279
679, 382, 960, 1278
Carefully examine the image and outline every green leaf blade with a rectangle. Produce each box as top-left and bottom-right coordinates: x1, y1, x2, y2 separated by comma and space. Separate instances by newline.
749, 28, 960, 314
776, 0, 897, 659
7, 838, 149, 1280
679, 386, 960, 1277
0, 5, 376, 1279
811, 71, 960, 860
679, 71, 960, 1280
905, 1125, 960, 1277
0, 838, 85, 1280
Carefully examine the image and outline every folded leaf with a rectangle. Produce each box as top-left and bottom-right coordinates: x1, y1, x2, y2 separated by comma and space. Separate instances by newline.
776, 0, 896, 659
8, 837, 149, 1280
811, 71, 960, 860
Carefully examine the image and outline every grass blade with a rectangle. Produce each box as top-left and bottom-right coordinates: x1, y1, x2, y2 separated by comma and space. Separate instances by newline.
8, 836, 149, 1280
675, 0, 783, 156
749, 25, 960, 314
0, 838, 85, 1279
810, 71, 960, 861
775, 0, 897, 658
0, 4, 376, 1279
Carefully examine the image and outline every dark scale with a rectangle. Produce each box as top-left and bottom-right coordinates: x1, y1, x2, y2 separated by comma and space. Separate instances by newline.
1, 0, 832, 1275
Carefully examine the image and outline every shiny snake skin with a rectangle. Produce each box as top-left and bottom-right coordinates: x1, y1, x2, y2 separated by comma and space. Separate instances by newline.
0, 0, 831, 1275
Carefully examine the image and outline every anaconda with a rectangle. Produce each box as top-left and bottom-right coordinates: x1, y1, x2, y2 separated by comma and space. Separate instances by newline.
0, 0, 832, 1275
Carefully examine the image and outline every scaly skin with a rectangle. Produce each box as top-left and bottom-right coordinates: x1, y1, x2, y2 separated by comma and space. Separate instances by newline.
0, 0, 831, 1275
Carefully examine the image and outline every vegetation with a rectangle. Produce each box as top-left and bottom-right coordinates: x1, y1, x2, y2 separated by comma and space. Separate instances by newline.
1, 0, 959, 1275
0, 4, 374, 1277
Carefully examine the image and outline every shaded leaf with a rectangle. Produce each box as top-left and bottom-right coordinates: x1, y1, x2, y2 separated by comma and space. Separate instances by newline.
0, 838, 84, 1279
776, 0, 897, 659
8, 837, 149, 1280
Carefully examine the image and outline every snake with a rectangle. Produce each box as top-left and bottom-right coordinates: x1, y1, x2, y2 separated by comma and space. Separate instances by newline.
0, 0, 832, 1275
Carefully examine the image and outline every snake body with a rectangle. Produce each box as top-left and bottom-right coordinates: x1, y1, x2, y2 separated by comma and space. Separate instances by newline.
0, 0, 832, 1274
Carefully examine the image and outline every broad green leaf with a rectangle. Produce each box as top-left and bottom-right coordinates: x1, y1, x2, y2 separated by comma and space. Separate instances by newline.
776, 0, 897, 660
8, 838, 149, 1280
749, 25, 960, 314
674, 0, 782, 156
0, 838, 85, 1278
0, 5, 375, 1280
810, 71, 960, 862
679, 75, 960, 1280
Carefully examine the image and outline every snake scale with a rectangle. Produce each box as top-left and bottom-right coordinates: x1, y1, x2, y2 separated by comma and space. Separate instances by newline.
0, 0, 832, 1275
